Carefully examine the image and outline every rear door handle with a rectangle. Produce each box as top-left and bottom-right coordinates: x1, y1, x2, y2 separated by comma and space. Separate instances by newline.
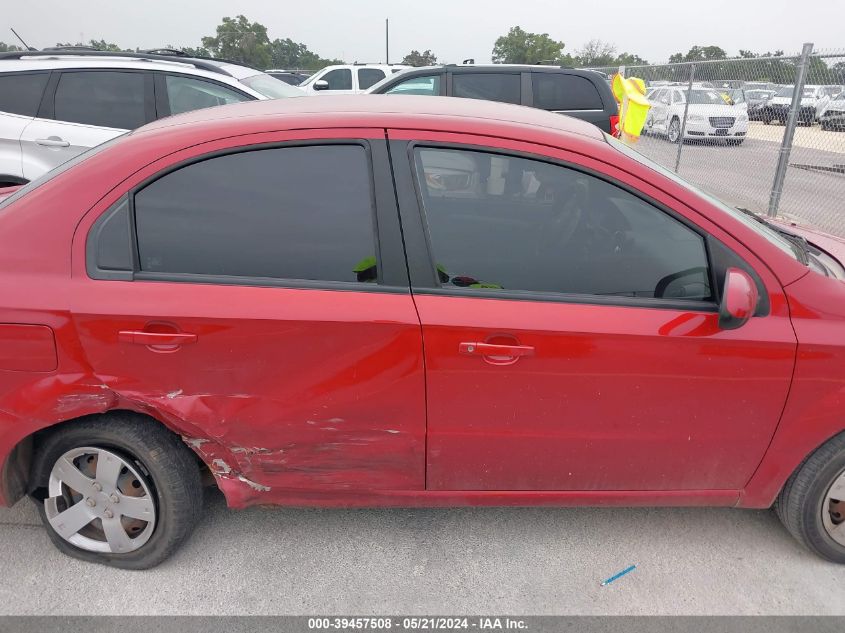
459, 342, 535, 357
35, 137, 70, 148
118, 331, 197, 346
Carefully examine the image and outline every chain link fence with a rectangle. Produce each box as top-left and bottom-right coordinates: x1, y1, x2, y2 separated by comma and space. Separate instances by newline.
584, 45, 845, 236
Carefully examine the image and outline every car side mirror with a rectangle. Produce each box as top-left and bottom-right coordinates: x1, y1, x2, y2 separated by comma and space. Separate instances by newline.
313, 79, 330, 91
719, 268, 758, 330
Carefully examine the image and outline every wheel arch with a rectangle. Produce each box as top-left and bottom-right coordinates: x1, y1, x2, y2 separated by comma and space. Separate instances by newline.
1, 409, 214, 506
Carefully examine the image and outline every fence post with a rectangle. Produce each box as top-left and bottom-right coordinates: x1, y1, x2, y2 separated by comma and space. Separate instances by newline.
674, 63, 696, 173
767, 42, 814, 217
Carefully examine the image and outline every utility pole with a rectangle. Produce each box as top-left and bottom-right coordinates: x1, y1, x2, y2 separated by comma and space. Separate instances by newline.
385, 19, 389, 64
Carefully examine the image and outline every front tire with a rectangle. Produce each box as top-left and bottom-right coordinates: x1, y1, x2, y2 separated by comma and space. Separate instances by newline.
776, 431, 845, 563
32, 413, 203, 569
667, 117, 681, 143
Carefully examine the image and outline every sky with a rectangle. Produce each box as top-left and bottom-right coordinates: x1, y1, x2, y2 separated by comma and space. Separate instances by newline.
5, 0, 842, 64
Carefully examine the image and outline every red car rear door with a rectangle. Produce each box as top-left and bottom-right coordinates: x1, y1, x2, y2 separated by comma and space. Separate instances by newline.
70, 131, 426, 497
388, 129, 796, 492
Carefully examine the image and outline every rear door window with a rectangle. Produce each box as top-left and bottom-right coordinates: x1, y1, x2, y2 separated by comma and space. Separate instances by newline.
54, 71, 147, 129
452, 73, 521, 104
0, 72, 49, 116
357, 68, 386, 90
133, 145, 377, 283
533, 73, 604, 110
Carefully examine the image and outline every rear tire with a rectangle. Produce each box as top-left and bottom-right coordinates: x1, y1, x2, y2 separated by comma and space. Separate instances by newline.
31, 413, 203, 569
776, 431, 845, 564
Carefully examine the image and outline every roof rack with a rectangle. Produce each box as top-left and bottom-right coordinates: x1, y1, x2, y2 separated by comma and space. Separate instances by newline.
0, 49, 234, 76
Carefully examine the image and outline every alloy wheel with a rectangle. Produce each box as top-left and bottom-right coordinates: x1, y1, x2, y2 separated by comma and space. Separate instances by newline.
44, 447, 156, 553
668, 119, 680, 143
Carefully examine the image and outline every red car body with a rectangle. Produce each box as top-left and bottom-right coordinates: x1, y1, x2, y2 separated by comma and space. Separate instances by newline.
1, 96, 844, 513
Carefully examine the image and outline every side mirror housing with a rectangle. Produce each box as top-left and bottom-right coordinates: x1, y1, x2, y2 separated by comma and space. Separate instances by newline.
719, 268, 758, 330
313, 79, 330, 91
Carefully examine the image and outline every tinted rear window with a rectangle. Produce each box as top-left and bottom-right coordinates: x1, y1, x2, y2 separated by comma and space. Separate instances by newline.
0, 72, 49, 117
453, 73, 521, 104
533, 73, 604, 110
134, 145, 377, 283
54, 71, 146, 129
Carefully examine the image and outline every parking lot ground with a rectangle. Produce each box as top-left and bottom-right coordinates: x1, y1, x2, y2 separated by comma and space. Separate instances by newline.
636, 122, 845, 236
2, 490, 845, 615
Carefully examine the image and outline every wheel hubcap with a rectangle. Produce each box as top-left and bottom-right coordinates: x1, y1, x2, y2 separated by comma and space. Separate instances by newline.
822, 468, 845, 546
44, 447, 156, 554
669, 121, 679, 141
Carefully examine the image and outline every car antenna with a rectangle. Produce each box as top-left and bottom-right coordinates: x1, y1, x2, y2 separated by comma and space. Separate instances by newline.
10, 27, 36, 51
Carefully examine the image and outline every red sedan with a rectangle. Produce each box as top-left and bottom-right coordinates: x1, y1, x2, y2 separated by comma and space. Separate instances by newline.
0, 96, 844, 568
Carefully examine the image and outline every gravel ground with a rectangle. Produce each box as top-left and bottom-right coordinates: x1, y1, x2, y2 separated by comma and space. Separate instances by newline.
1, 489, 844, 615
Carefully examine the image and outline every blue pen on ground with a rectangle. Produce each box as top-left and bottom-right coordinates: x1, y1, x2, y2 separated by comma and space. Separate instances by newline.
600, 564, 637, 587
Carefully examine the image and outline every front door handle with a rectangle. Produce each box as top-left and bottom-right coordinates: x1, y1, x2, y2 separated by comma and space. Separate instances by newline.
459, 342, 535, 358
119, 331, 198, 346
35, 137, 70, 148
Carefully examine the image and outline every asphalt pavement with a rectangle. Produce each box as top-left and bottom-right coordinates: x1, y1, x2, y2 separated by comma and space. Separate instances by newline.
636, 121, 845, 237
2, 489, 844, 615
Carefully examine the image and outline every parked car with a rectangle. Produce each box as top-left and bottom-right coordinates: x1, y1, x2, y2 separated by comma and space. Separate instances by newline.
761, 84, 840, 126
820, 95, 845, 131
2, 95, 845, 568
265, 69, 311, 86
298, 64, 409, 95
0, 49, 303, 185
746, 89, 777, 121
645, 86, 749, 144
368, 65, 619, 133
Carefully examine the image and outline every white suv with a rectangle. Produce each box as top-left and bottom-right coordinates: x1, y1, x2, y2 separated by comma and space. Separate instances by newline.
0, 49, 303, 185
298, 64, 409, 95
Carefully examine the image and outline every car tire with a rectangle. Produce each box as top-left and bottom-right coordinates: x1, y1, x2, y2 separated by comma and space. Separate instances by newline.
667, 117, 681, 143
31, 413, 203, 569
776, 431, 845, 564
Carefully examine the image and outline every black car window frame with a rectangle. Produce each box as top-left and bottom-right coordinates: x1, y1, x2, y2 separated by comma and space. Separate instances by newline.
402, 141, 732, 313
86, 139, 409, 292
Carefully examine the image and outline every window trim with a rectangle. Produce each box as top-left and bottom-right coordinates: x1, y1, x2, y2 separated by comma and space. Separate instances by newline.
87, 139, 408, 292
44, 69, 155, 129
403, 140, 731, 313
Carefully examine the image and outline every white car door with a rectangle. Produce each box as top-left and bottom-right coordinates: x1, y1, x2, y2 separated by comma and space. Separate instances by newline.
20, 69, 152, 181
650, 89, 670, 132
0, 71, 51, 184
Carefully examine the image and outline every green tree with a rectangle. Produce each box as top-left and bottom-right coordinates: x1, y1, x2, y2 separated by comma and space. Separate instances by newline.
201, 15, 272, 68
54, 39, 124, 51
669, 45, 728, 63
575, 39, 617, 67
402, 49, 438, 66
0, 42, 21, 52
492, 26, 566, 65
268, 38, 342, 70
613, 52, 649, 67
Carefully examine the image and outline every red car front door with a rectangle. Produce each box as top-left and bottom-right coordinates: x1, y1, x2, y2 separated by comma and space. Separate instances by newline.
71, 133, 426, 496
389, 131, 796, 492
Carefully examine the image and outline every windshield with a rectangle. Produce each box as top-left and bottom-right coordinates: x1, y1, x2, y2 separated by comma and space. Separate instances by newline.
240, 73, 303, 98
605, 134, 801, 261
686, 90, 727, 105
0, 134, 127, 211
